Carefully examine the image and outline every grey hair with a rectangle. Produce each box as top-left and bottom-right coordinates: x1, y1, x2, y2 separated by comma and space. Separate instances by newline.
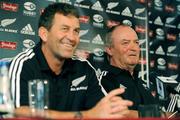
105, 32, 113, 47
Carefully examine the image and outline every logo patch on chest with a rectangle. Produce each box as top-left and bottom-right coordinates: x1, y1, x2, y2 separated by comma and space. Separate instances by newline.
119, 84, 127, 89
70, 75, 88, 91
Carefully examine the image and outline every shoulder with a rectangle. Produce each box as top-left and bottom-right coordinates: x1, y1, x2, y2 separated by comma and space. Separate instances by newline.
9, 42, 43, 69
10, 49, 35, 66
69, 58, 98, 81
71, 57, 97, 71
9, 49, 36, 76
88, 51, 109, 70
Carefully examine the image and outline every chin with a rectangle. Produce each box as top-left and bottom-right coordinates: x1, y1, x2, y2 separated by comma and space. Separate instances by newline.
128, 62, 138, 66
63, 53, 73, 59
56, 53, 73, 59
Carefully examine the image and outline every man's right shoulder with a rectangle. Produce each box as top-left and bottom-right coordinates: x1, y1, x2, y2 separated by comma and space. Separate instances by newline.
9, 49, 36, 71
8, 49, 37, 82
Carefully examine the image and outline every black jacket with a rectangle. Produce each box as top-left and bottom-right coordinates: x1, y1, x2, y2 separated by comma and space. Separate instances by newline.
88, 52, 157, 110
9, 43, 104, 111
101, 65, 157, 110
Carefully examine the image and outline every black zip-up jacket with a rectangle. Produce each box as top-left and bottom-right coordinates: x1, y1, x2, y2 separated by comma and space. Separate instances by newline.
9, 43, 104, 111
88, 52, 157, 110
101, 65, 157, 110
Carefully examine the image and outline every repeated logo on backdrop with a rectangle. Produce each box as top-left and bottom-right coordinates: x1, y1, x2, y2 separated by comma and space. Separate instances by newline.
148, 0, 180, 81
0, 18, 18, 33
0, 0, 179, 82
0, 2, 19, 12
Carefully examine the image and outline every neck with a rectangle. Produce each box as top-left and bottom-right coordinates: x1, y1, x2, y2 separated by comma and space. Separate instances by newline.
110, 59, 135, 75
42, 46, 65, 75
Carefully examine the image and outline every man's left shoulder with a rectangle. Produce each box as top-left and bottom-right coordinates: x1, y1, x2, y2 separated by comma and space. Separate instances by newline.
71, 58, 95, 70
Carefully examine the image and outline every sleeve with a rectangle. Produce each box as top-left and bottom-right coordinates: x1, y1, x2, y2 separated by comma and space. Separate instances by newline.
9, 50, 35, 108
165, 94, 179, 112
165, 83, 180, 112
10, 61, 35, 108
19, 63, 35, 106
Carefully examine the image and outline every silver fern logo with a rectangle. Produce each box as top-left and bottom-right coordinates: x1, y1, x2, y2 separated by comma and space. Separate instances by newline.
0, 18, 16, 27
107, 2, 119, 9
71, 75, 86, 87
75, 0, 84, 3
135, 8, 145, 15
79, 29, 88, 37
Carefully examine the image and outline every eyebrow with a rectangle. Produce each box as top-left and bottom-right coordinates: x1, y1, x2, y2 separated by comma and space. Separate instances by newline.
121, 39, 139, 41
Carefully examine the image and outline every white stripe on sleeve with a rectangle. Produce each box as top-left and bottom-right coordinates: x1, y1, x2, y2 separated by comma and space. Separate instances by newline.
9, 49, 34, 108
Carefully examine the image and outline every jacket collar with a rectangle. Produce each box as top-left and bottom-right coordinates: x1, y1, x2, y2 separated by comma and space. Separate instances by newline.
34, 42, 73, 75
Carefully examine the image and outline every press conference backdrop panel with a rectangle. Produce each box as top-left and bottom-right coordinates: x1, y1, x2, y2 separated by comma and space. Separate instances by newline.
0, 0, 179, 84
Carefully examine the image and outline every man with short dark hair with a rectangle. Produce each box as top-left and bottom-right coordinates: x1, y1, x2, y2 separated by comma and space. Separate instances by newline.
9, 3, 132, 119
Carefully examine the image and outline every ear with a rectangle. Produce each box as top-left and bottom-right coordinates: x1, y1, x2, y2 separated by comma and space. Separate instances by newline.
105, 47, 113, 56
38, 27, 48, 42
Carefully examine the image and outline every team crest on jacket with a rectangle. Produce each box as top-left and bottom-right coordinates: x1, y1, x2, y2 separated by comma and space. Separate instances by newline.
70, 75, 88, 91
119, 84, 127, 89
96, 68, 108, 80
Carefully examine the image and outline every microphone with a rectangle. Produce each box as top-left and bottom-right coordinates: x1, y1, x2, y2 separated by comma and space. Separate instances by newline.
150, 73, 179, 100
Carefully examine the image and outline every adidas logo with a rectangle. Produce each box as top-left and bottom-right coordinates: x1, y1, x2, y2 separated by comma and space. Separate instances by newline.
20, 24, 35, 35
121, 7, 132, 17
155, 46, 165, 55
91, 1, 103, 11
92, 34, 104, 45
154, 16, 163, 25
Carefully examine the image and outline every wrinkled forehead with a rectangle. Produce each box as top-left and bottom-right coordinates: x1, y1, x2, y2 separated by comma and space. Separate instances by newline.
112, 29, 138, 42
